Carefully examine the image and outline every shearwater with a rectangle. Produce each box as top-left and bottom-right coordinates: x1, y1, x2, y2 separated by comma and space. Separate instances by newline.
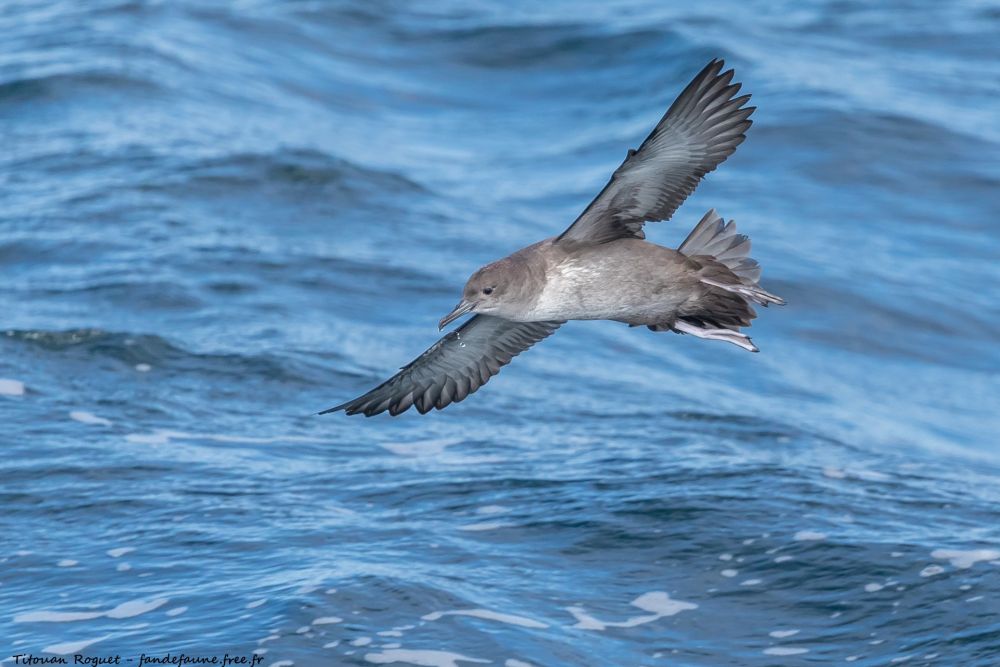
324, 59, 784, 417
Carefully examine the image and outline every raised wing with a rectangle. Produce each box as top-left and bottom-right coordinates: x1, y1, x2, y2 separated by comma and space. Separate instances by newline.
557, 59, 754, 246
323, 315, 563, 417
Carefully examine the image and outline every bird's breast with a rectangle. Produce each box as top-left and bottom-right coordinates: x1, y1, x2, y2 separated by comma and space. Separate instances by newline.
526, 257, 650, 321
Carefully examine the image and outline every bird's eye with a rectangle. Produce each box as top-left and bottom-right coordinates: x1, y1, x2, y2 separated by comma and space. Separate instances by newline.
482, 287, 494, 295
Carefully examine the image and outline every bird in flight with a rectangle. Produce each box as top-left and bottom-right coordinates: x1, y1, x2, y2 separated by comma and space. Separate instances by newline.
324, 59, 784, 417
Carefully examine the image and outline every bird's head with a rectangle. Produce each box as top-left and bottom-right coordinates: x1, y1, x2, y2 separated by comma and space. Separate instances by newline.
439, 260, 520, 329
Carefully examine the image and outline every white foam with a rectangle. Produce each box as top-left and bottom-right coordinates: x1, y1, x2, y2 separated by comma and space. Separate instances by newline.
323, 641, 340, 648
631, 592, 697, 616
476, 505, 508, 515
931, 548, 1000, 569
313, 616, 342, 625
377, 631, 402, 637
70, 411, 112, 426
763, 647, 808, 656
16, 610, 104, 623
740, 579, 762, 586
769, 630, 799, 638
793, 531, 827, 541
919, 565, 944, 577
506, 661, 534, 667
364, 649, 489, 667
106, 598, 168, 619
565, 606, 606, 630
855, 469, 890, 481
774, 556, 793, 563
891, 656, 913, 663
721, 569, 738, 578
268, 662, 293, 667
57, 560, 78, 567
422, 609, 547, 629
864, 583, 884, 592
16, 598, 166, 623
136, 364, 152, 372
567, 592, 696, 631
295, 626, 310, 634
125, 432, 172, 445
0, 379, 25, 396
165, 607, 187, 617
352, 638, 372, 647
458, 521, 510, 532
967, 595, 984, 602
42, 635, 109, 655
107, 547, 135, 558
246, 599, 267, 609
718, 554, 733, 561
117, 563, 131, 572
823, 467, 846, 479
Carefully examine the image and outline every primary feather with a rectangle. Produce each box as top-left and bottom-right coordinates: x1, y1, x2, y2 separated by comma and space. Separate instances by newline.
557, 59, 754, 246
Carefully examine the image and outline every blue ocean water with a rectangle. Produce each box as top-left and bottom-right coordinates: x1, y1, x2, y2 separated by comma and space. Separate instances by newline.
2, 0, 999, 665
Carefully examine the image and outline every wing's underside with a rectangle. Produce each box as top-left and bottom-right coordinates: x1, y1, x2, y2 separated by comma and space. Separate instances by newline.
324, 60, 756, 417
323, 315, 563, 417
557, 59, 754, 246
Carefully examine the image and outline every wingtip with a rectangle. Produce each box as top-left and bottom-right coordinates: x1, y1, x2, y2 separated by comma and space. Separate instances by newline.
317, 403, 347, 415
693, 58, 726, 83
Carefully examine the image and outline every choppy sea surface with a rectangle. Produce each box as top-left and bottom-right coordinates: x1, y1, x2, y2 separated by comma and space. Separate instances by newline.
2, 1, 999, 665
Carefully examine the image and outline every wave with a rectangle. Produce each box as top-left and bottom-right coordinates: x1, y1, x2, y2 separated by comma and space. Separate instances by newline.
0, 70, 162, 103
149, 148, 427, 198
1, 328, 341, 386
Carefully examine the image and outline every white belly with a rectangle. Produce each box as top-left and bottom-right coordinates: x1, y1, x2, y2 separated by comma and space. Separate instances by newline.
527, 258, 654, 321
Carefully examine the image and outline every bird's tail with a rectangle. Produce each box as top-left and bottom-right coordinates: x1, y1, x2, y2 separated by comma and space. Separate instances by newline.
679, 209, 785, 306
665, 209, 785, 352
